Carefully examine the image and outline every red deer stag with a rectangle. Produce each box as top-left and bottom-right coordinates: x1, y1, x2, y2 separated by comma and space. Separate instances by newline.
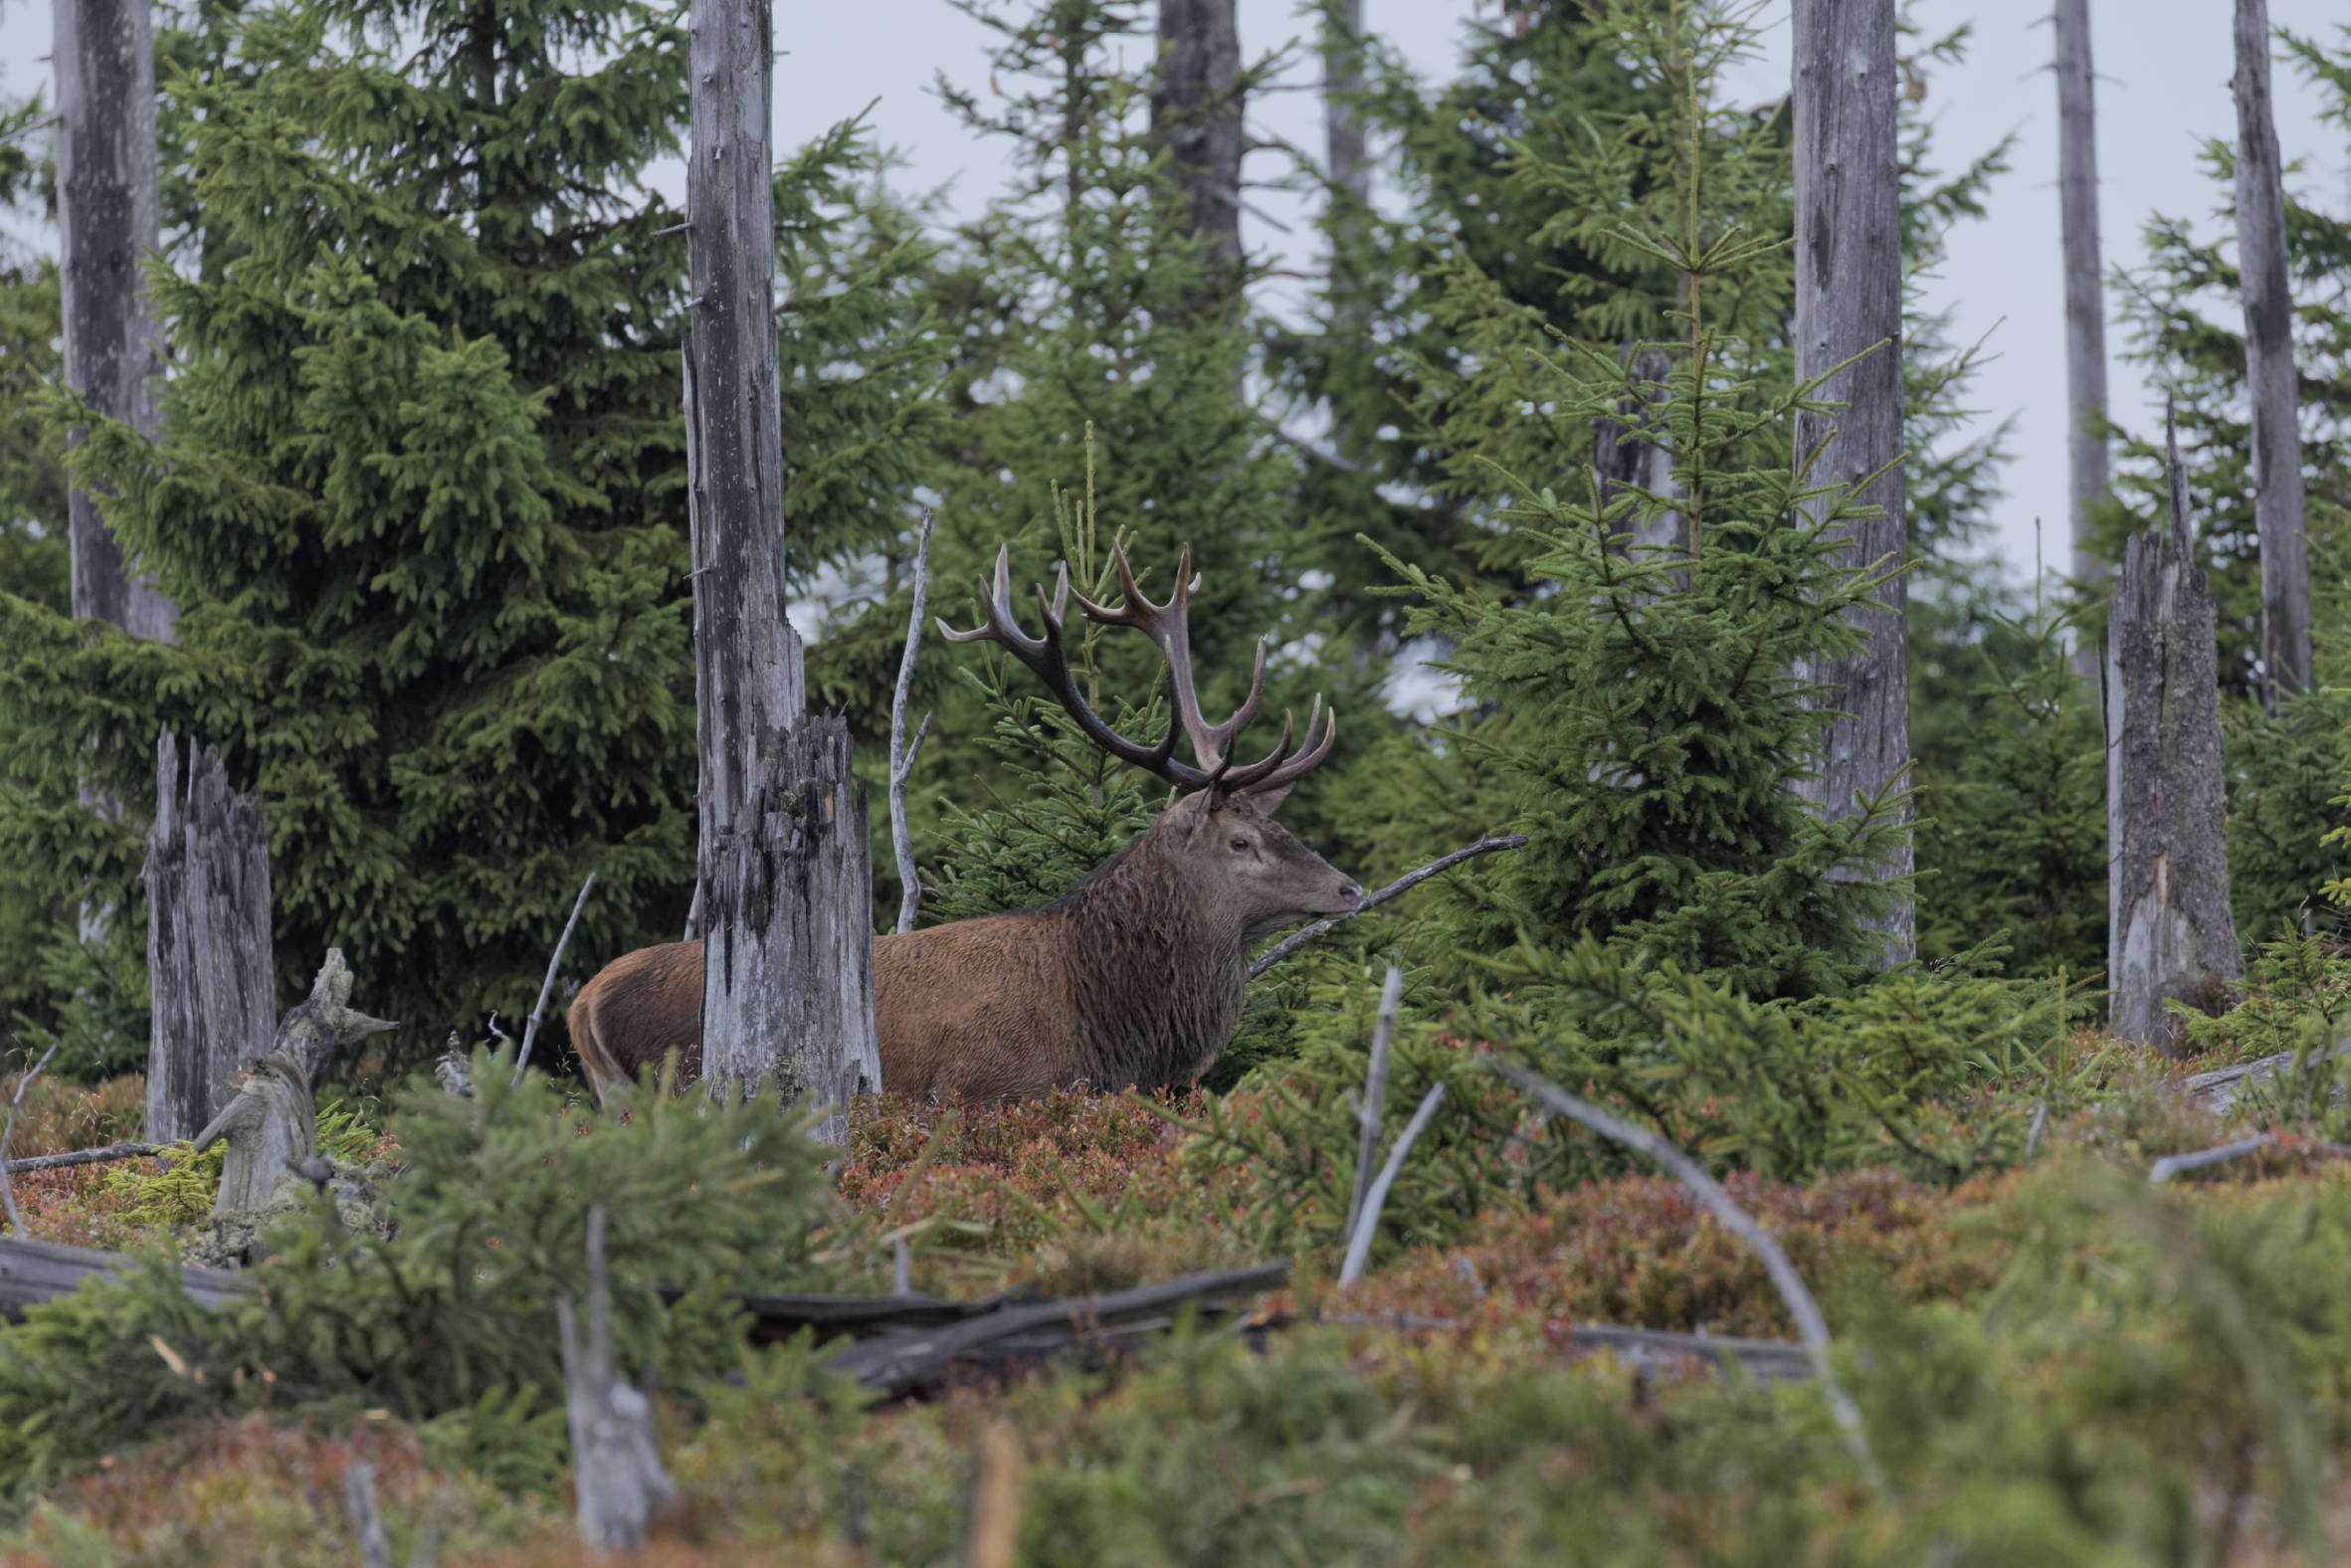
568, 542, 1360, 1106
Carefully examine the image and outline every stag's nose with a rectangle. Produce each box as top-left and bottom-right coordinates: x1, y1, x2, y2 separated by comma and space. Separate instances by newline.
1337, 878, 1363, 909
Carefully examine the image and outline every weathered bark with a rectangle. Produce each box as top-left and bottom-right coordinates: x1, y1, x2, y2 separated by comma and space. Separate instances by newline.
2055, 0, 2109, 593
2105, 411, 2243, 1054
142, 731, 275, 1143
2232, 0, 2314, 708
685, 0, 880, 1133
697, 718, 880, 1135
1152, 0, 1244, 276
559, 1206, 676, 1552
1321, 0, 1368, 211
1791, 0, 1911, 966
191, 949, 394, 1215
54, 0, 173, 640
1593, 346, 1681, 557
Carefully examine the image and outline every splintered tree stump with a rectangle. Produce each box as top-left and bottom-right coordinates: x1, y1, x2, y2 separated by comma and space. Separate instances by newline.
193, 948, 394, 1217
144, 730, 276, 1143
2106, 413, 2243, 1053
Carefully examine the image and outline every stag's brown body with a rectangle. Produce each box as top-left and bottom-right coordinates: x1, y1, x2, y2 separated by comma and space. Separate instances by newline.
569, 541, 1359, 1108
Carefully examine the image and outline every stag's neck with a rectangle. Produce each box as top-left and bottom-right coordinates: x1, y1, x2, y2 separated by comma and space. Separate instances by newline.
1047, 834, 1249, 1089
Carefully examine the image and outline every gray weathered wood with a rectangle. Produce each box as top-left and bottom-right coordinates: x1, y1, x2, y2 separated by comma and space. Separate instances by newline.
1152, 0, 1244, 275
344, 1461, 393, 1568
142, 731, 275, 1143
1337, 1080, 1444, 1288
685, 0, 880, 1133
191, 949, 394, 1216
889, 513, 935, 934
0, 1235, 253, 1319
2105, 407, 2243, 1054
1791, 0, 1911, 967
558, 1205, 676, 1552
54, 0, 174, 640
1342, 965, 1402, 1243
2055, 0, 2110, 595
698, 717, 882, 1143
2232, 0, 2313, 708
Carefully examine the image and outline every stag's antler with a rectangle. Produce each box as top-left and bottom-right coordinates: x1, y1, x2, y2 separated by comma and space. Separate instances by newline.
937, 541, 1336, 805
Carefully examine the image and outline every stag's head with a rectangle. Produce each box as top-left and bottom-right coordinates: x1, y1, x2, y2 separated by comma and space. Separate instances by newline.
941, 541, 1361, 940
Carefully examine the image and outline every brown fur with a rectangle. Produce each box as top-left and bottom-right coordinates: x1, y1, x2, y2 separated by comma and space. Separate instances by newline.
567, 790, 1358, 1105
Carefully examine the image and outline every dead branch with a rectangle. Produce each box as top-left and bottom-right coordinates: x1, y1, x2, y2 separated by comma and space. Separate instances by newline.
558, 1203, 676, 1551
962, 1420, 1025, 1568
2, 1141, 164, 1176
514, 874, 597, 1085
2149, 1133, 2270, 1183
1337, 1082, 1445, 1287
1342, 966, 1403, 1240
0, 1043, 62, 1237
0, 1235, 254, 1319
346, 1460, 393, 1568
1252, 835, 1528, 978
1489, 1058, 1880, 1487
891, 510, 938, 934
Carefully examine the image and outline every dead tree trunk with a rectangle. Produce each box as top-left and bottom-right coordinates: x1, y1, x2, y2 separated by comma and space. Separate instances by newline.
2105, 409, 2243, 1054
2055, 0, 2110, 597
1791, 0, 1912, 965
2231, 0, 2313, 709
1153, 0, 1244, 279
1322, 0, 1368, 212
54, 0, 174, 640
1593, 346, 1681, 559
192, 949, 393, 1215
142, 731, 274, 1143
686, 0, 880, 1139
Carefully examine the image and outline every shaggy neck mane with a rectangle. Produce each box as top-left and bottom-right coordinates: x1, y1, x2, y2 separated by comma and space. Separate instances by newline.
1035, 817, 1248, 1089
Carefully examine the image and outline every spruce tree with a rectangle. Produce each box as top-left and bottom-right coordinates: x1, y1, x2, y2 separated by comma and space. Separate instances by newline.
0, 0, 941, 1065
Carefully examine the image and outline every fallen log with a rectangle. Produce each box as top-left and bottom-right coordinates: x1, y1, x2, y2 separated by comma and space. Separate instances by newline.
2, 1142, 167, 1176
0, 1235, 253, 1321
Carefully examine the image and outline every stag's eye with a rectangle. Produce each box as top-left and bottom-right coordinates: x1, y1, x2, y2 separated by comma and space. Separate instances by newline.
1231, 836, 1251, 853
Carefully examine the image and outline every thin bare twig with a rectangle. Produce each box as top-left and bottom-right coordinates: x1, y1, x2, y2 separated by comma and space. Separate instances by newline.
346, 1460, 394, 1568
1252, 835, 1528, 978
891, 511, 938, 934
1337, 1082, 1446, 1287
1342, 966, 1404, 1241
514, 874, 597, 1085
0, 1042, 62, 1237
1488, 1059, 1881, 1488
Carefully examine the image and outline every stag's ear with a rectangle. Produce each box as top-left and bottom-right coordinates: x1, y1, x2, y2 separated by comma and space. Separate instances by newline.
1241, 782, 1295, 816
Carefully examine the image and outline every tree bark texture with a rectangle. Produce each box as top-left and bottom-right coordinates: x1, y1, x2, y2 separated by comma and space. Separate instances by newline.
686, 0, 879, 1126
1593, 346, 1681, 558
697, 717, 881, 1143
53, 0, 174, 641
1791, 0, 1911, 964
2055, 0, 2109, 589
142, 731, 274, 1143
2105, 418, 2243, 1055
2231, 0, 2313, 708
1153, 0, 1244, 275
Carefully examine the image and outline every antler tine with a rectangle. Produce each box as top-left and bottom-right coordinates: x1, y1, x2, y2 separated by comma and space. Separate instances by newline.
1217, 706, 1296, 793
1246, 694, 1338, 798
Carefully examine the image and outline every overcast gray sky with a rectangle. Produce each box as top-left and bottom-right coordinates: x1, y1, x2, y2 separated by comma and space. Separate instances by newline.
3, 0, 2344, 588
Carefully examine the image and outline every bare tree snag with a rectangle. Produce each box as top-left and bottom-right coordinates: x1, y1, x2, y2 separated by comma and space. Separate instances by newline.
143, 731, 275, 1143
559, 1205, 676, 1552
1153, 0, 1244, 276
54, 0, 173, 640
2055, 0, 2110, 596
889, 513, 935, 934
1593, 346, 1681, 558
2232, 0, 2314, 708
1791, 0, 1911, 966
1321, 0, 1369, 212
2105, 407, 2243, 1054
686, 0, 881, 1133
192, 949, 394, 1216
